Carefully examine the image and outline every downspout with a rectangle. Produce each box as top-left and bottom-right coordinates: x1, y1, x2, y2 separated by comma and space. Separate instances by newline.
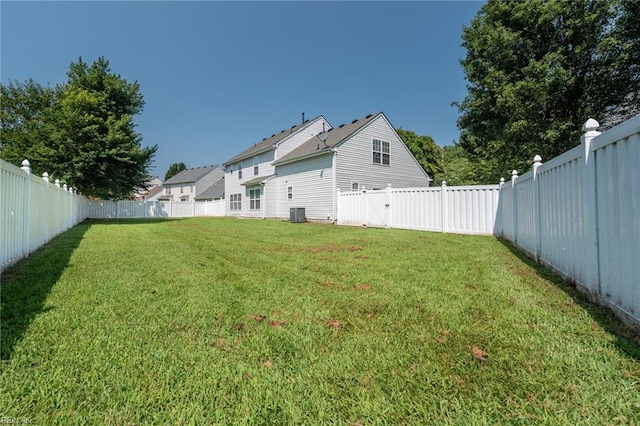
331, 148, 338, 223
260, 181, 266, 219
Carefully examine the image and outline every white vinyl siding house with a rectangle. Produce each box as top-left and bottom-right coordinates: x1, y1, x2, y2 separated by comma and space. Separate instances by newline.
272, 112, 430, 221
334, 114, 430, 191
223, 111, 430, 222
160, 165, 224, 202
275, 155, 334, 220
225, 151, 275, 218
223, 116, 331, 218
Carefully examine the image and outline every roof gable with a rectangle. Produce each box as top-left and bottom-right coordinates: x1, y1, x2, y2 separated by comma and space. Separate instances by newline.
223, 115, 327, 165
194, 177, 225, 200
163, 165, 221, 185
273, 112, 382, 165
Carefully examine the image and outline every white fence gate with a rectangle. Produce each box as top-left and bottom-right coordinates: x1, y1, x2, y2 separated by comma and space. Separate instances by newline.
338, 184, 500, 235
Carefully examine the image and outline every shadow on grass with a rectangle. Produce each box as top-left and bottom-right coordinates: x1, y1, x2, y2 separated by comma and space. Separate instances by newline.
0, 222, 91, 360
84, 217, 187, 226
497, 238, 640, 361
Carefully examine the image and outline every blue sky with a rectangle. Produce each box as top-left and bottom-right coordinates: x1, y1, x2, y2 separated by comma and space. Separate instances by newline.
1, 1, 484, 178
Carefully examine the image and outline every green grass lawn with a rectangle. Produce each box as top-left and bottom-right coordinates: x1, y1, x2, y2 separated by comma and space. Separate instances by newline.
1, 218, 639, 425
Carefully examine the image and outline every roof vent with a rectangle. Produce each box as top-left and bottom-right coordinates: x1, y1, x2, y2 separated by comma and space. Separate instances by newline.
281, 129, 285, 133
352, 119, 358, 123
271, 134, 275, 137
366, 114, 373, 119
328, 128, 333, 132
263, 137, 267, 141
339, 124, 345, 128
291, 125, 296, 129
304, 119, 309, 123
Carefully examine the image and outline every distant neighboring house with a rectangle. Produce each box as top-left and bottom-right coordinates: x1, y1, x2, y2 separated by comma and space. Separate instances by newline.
223, 115, 332, 219
134, 176, 162, 201
159, 165, 224, 202
143, 185, 164, 201
194, 176, 225, 201
223, 111, 430, 221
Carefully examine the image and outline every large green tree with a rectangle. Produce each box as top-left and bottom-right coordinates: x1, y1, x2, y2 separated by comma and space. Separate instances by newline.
395, 128, 444, 179
0, 57, 157, 199
164, 162, 187, 181
456, 0, 639, 181
0, 79, 57, 168
432, 144, 482, 186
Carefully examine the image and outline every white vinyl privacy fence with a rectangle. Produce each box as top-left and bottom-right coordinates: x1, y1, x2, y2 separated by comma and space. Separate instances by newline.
87, 199, 225, 219
337, 115, 639, 328
497, 116, 640, 328
1, 159, 89, 270
337, 184, 500, 235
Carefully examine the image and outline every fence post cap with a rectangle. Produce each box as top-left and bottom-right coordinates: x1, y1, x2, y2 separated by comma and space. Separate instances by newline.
512, 170, 518, 176
583, 118, 600, 132
500, 177, 505, 183
20, 159, 31, 174
441, 180, 447, 186
533, 155, 542, 163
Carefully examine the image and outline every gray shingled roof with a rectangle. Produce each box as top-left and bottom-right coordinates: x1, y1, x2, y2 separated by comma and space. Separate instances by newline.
273, 112, 382, 165
163, 165, 221, 185
223, 116, 326, 166
194, 177, 225, 200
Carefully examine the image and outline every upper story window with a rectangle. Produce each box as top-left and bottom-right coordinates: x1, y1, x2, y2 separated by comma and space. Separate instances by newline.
253, 156, 259, 176
351, 182, 359, 191
190, 183, 194, 193
372, 139, 390, 165
180, 185, 184, 194
165, 186, 172, 195
237, 162, 243, 179
287, 186, 293, 200
254, 165, 259, 176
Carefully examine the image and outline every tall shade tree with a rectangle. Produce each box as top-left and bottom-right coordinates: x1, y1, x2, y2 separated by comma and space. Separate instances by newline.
164, 162, 187, 181
0, 79, 57, 168
455, 0, 639, 181
0, 57, 157, 199
395, 128, 444, 179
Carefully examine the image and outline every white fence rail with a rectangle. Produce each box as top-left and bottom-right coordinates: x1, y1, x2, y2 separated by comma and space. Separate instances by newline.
1, 159, 89, 271
87, 199, 225, 219
337, 184, 500, 235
